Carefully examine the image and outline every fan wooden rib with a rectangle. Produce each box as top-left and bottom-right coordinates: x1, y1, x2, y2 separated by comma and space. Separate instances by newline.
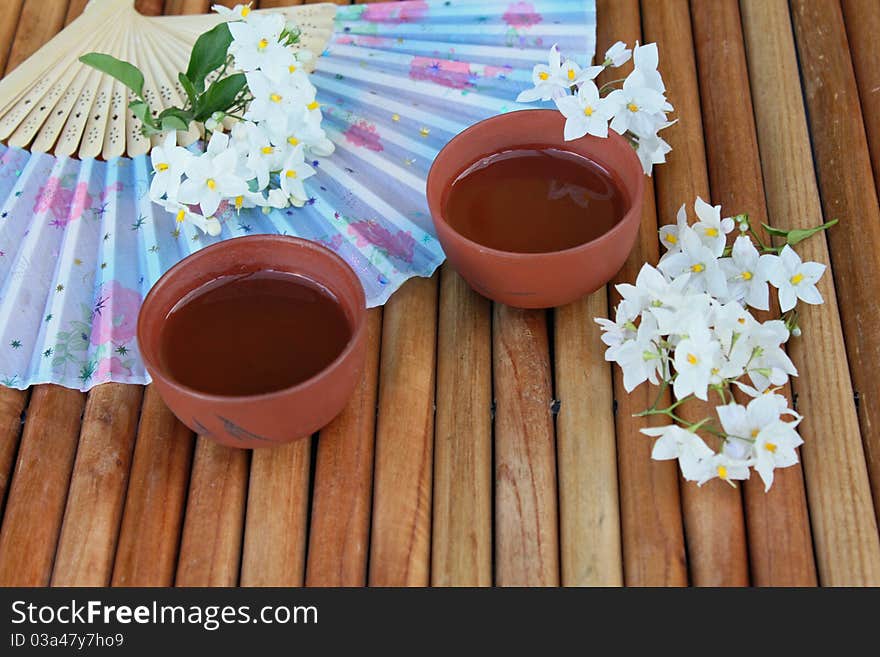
0, 0, 336, 160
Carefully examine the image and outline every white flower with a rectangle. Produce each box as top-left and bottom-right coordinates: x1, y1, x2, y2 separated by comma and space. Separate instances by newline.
634, 130, 671, 176
615, 262, 689, 320
609, 312, 664, 392
177, 133, 247, 217
245, 71, 308, 125
766, 245, 826, 312
644, 424, 714, 481
692, 197, 734, 256
606, 70, 667, 137
719, 235, 775, 310
672, 327, 722, 401
595, 304, 637, 360
554, 80, 614, 140
238, 121, 283, 189
603, 41, 632, 68
659, 204, 689, 253
228, 12, 286, 73
632, 42, 666, 94
517, 45, 569, 102
733, 319, 798, 391
278, 144, 316, 205
149, 132, 190, 201
696, 453, 750, 486
162, 200, 222, 236
212, 3, 252, 20
752, 419, 803, 491
267, 110, 334, 156
658, 226, 729, 298
716, 395, 790, 453
648, 290, 711, 338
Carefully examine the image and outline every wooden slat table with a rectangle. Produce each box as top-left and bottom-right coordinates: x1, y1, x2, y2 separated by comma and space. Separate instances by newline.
1, 0, 879, 587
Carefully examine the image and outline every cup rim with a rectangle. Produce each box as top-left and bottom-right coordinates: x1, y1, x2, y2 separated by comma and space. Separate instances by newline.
137, 234, 367, 404
427, 108, 645, 260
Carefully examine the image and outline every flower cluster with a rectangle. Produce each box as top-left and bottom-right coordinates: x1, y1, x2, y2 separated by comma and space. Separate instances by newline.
597, 198, 835, 490
517, 41, 673, 175
83, 4, 332, 235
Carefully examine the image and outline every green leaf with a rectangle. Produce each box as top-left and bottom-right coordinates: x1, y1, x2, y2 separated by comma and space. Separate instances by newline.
178, 73, 198, 108
786, 219, 839, 245
194, 73, 247, 121
79, 53, 144, 97
158, 107, 193, 132
185, 23, 233, 93
760, 223, 790, 237
129, 100, 159, 134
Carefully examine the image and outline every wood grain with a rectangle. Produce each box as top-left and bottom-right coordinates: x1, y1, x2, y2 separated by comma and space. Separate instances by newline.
4, 0, 67, 73
51, 384, 144, 586
175, 438, 249, 586
597, 0, 687, 587
0, 389, 27, 519
690, 0, 816, 586
742, 0, 880, 585
842, 0, 880, 196
790, 0, 880, 529
0, 386, 85, 586
112, 386, 194, 586
554, 293, 622, 586
306, 309, 382, 587
369, 275, 437, 586
164, 0, 210, 14
641, 0, 750, 587
432, 266, 492, 587
0, 0, 25, 75
241, 439, 310, 586
493, 305, 559, 586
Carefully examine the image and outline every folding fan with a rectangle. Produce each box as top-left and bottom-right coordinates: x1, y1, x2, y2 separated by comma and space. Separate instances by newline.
0, 0, 597, 391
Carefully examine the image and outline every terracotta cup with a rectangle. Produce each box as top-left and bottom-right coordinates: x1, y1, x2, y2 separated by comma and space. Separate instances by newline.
137, 235, 367, 448
427, 109, 645, 308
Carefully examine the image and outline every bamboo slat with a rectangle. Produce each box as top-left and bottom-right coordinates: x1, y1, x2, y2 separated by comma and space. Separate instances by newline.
175, 438, 249, 586
306, 309, 382, 587
0, 385, 85, 586
112, 386, 194, 586
741, 0, 880, 585
431, 266, 492, 587
51, 384, 144, 586
690, 0, 816, 587
493, 305, 559, 586
554, 294, 622, 586
842, 0, 880, 196
241, 439, 311, 586
598, 0, 687, 587
4, 0, 67, 73
0, 389, 27, 519
0, 0, 24, 75
790, 0, 880, 528
369, 275, 437, 587
641, 0, 750, 587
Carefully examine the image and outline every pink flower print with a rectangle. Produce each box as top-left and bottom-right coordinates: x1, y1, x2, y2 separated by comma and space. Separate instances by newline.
319, 234, 345, 251
34, 177, 93, 226
100, 181, 124, 203
69, 183, 93, 222
344, 120, 384, 152
95, 356, 132, 380
33, 177, 61, 214
90, 281, 142, 346
483, 64, 514, 79
348, 220, 415, 263
503, 2, 542, 28
362, 0, 428, 23
409, 57, 474, 89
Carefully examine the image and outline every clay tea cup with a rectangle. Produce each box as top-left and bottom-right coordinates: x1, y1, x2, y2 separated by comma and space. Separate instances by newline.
137, 235, 367, 448
427, 109, 644, 308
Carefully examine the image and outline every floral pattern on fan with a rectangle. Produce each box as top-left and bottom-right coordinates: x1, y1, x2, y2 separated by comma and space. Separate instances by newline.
0, 0, 597, 391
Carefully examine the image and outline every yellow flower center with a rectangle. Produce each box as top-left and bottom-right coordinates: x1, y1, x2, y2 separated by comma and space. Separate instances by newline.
737, 317, 746, 325
691, 263, 705, 273
704, 227, 719, 237
567, 68, 576, 81
270, 93, 282, 103
258, 38, 269, 50
539, 71, 549, 81
289, 65, 297, 73
287, 136, 299, 146
765, 442, 778, 453
666, 233, 677, 244
717, 465, 728, 479
261, 146, 274, 155
790, 273, 804, 285
627, 102, 639, 113
235, 195, 243, 209
285, 170, 297, 178
176, 209, 186, 223
751, 429, 760, 438
742, 270, 753, 281
241, 6, 250, 17
156, 162, 169, 172
307, 101, 320, 111
206, 178, 216, 190
686, 353, 698, 365
583, 106, 594, 117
